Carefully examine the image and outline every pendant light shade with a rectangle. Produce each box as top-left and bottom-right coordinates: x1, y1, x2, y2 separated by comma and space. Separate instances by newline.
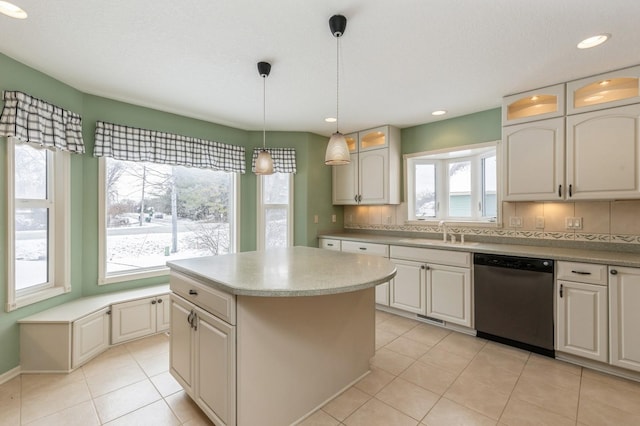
255, 61, 274, 175
325, 132, 350, 164
325, 14, 351, 166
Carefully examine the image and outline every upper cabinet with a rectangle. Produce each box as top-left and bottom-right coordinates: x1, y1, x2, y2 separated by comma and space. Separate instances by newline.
502, 65, 640, 201
567, 65, 640, 115
332, 125, 401, 205
502, 84, 565, 126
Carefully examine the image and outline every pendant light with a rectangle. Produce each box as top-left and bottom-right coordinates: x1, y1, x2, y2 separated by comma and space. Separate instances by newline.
324, 14, 351, 165
255, 61, 274, 175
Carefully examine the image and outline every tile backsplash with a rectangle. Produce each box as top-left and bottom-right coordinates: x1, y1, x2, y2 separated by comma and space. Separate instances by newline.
343, 200, 640, 245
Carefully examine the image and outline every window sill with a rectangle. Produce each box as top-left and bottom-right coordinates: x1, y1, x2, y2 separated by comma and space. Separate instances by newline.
99, 267, 169, 285
7, 286, 69, 312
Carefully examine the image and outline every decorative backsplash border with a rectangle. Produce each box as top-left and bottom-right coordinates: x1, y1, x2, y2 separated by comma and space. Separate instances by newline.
344, 223, 640, 245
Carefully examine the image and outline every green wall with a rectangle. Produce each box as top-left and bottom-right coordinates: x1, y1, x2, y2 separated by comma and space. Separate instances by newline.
401, 108, 501, 155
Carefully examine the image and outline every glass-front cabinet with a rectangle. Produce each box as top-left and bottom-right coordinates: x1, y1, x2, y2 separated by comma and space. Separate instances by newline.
567, 65, 640, 115
502, 84, 565, 126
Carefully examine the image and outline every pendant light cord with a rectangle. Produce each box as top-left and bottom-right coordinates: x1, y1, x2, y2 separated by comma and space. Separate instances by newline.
336, 35, 340, 133
263, 74, 266, 150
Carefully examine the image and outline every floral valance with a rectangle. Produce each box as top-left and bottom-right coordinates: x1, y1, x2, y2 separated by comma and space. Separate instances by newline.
94, 121, 246, 173
0, 91, 85, 153
251, 148, 297, 173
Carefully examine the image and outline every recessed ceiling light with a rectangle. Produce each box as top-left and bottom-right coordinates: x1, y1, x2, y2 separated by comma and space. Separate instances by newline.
431, 110, 447, 116
324, 117, 337, 123
577, 34, 610, 49
0, 1, 27, 19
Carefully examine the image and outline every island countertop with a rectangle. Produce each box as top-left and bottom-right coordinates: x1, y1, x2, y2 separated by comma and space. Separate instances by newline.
166, 246, 397, 297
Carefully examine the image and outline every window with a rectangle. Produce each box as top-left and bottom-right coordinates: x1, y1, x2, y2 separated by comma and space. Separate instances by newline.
257, 173, 293, 249
99, 157, 239, 284
6, 139, 70, 311
407, 142, 498, 222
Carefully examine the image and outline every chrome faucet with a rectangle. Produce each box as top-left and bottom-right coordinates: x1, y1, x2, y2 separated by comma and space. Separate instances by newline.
439, 220, 447, 242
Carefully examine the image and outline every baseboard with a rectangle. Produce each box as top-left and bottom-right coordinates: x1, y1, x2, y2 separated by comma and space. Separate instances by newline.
0, 366, 21, 385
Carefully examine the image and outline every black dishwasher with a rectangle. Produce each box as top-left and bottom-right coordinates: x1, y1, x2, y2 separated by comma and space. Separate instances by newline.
474, 253, 554, 357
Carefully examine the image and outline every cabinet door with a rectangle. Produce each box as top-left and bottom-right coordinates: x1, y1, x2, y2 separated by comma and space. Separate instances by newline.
332, 152, 358, 204
502, 84, 565, 125
156, 295, 171, 332
566, 104, 640, 200
502, 117, 565, 201
170, 295, 194, 393
375, 282, 390, 306
359, 148, 388, 204
609, 266, 640, 372
111, 297, 157, 344
359, 126, 389, 151
426, 264, 472, 327
567, 65, 640, 114
390, 259, 426, 314
195, 307, 236, 426
556, 281, 608, 362
72, 307, 110, 368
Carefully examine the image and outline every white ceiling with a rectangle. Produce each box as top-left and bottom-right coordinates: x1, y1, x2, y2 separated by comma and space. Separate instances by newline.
1, 0, 639, 136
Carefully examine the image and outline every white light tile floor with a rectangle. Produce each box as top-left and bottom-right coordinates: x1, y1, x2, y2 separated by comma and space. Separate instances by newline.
3, 312, 640, 425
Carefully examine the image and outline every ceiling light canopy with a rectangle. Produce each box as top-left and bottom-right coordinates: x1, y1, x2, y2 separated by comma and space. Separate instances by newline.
577, 34, 610, 49
325, 14, 351, 166
0, 1, 27, 19
431, 110, 447, 116
255, 61, 274, 175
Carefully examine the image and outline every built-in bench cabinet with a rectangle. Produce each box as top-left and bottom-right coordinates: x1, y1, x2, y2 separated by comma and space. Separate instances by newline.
18, 285, 169, 373
556, 261, 640, 374
503, 65, 640, 201
111, 295, 170, 344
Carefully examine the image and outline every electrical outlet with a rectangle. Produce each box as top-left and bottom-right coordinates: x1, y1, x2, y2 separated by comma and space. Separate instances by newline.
565, 217, 583, 229
331, 214, 336, 223
386, 216, 392, 224
535, 216, 545, 229
313, 215, 319, 224
509, 216, 523, 227
349, 214, 353, 223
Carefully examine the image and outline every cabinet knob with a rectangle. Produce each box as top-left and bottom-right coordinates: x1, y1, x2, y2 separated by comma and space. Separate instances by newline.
610, 269, 618, 275
157, 298, 163, 303
189, 289, 198, 296
151, 300, 157, 304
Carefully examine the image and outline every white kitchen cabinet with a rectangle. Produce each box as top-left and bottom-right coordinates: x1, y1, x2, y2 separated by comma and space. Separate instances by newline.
609, 266, 640, 372
502, 117, 565, 201
111, 295, 168, 344
170, 293, 237, 426
341, 240, 390, 306
390, 259, 426, 314
389, 245, 471, 326
567, 65, 640, 115
426, 263, 472, 327
332, 125, 400, 205
566, 103, 640, 200
72, 307, 111, 369
502, 84, 565, 126
556, 280, 608, 363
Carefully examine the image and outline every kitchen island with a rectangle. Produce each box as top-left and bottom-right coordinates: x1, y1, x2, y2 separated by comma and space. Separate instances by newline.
167, 246, 396, 426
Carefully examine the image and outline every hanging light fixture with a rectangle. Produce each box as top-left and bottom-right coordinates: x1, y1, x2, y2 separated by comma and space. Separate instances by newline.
255, 61, 274, 175
324, 14, 351, 166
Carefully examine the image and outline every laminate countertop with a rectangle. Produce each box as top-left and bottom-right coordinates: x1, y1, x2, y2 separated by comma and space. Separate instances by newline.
320, 232, 640, 268
166, 246, 397, 297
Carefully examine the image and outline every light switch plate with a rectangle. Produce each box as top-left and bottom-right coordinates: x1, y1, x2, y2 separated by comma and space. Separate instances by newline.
535, 216, 545, 229
509, 216, 523, 227
331, 214, 336, 223
313, 214, 318, 224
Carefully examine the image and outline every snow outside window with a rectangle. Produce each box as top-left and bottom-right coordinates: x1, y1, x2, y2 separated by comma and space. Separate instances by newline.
6, 138, 71, 311
257, 173, 293, 250
98, 157, 239, 284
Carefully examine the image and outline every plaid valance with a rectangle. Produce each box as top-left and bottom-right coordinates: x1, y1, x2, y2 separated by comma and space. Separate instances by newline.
94, 121, 246, 173
0, 91, 85, 153
251, 148, 297, 173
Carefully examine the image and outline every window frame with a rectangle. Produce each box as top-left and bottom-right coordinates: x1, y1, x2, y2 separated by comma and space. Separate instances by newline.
257, 173, 294, 250
405, 141, 499, 225
6, 138, 71, 311
97, 157, 240, 285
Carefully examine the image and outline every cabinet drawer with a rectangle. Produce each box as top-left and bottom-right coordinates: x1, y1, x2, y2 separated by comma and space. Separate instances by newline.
341, 240, 389, 257
390, 246, 470, 267
319, 238, 341, 251
557, 261, 607, 285
171, 272, 236, 325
